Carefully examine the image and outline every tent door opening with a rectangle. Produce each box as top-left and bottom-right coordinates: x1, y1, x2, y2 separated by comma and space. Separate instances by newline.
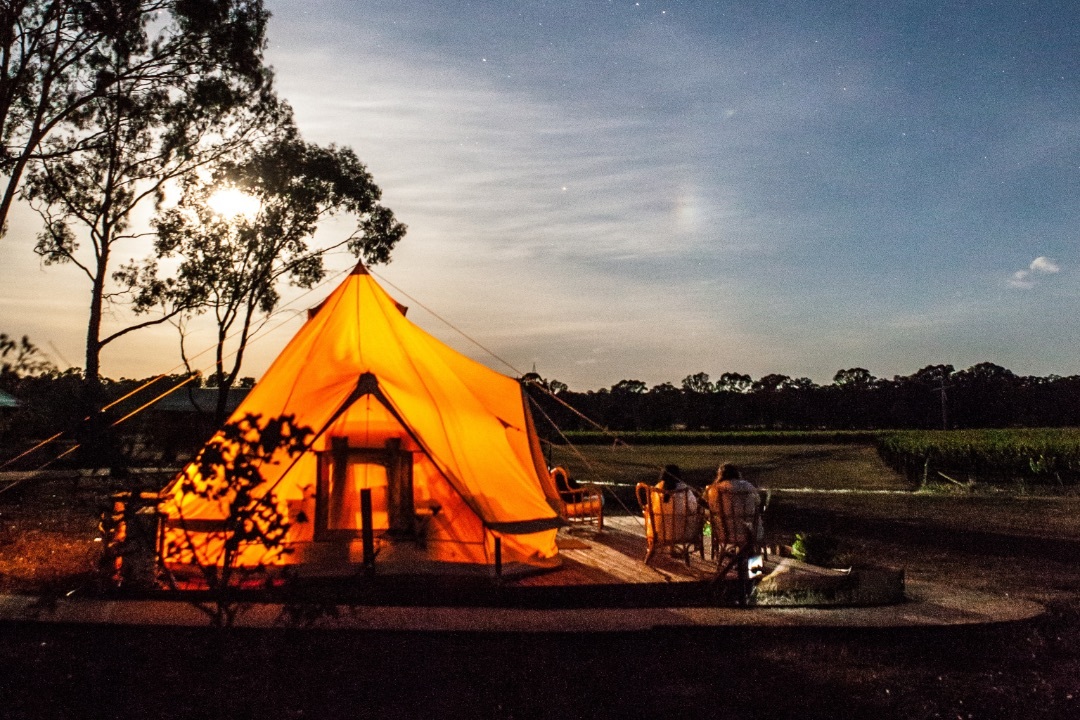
315, 436, 417, 541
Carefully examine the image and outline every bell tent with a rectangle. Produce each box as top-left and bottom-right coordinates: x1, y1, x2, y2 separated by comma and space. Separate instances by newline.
159, 262, 564, 573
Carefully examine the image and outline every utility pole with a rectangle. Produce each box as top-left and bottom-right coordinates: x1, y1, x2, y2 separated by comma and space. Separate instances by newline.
936, 372, 950, 430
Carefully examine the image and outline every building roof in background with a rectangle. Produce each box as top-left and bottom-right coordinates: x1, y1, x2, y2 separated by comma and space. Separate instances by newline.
150, 387, 250, 414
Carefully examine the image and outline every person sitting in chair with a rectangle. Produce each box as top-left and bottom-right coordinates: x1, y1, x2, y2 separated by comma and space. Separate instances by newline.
651, 464, 700, 552
707, 463, 765, 602
710, 463, 763, 546
658, 463, 686, 492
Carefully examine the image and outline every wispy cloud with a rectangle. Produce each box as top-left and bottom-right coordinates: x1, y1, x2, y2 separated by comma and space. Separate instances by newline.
1009, 256, 1061, 289
1030, 256, 1061, 274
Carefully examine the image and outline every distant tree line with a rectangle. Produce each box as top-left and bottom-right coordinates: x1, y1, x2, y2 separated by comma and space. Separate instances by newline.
525, 363, 1080, 434
6, 331, 1080, 471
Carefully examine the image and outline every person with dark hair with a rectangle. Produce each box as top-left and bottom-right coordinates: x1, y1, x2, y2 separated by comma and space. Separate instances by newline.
716, 463, 741, 482
658, 464, 685, 495
642, 463, 702, 559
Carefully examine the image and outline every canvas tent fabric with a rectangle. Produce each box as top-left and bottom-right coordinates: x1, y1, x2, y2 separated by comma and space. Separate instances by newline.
160, 263, 563, 570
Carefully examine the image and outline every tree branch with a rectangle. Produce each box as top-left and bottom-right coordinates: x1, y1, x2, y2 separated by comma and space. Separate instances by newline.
98, 304, 188, 347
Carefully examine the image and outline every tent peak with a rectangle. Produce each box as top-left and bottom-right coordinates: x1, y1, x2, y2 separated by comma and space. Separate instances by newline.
351, 260, 370, 276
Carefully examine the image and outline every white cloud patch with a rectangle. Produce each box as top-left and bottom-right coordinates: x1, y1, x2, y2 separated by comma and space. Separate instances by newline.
1009, 256, 1060, 289
1030, 256, 1061, 274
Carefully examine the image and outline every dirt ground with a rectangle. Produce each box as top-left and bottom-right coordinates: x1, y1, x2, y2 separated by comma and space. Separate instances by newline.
1, 470, 1079, 719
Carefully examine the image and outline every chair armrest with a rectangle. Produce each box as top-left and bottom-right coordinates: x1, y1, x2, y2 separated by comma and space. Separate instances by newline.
559, 486, 601, 503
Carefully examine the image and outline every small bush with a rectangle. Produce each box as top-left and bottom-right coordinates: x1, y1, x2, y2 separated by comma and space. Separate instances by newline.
791, 532, 839, 567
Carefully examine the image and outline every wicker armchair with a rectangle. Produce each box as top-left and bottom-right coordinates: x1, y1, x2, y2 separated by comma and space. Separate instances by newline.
550, 466, 604, 530
704, 483, 768, 603
635, 482, 706, 565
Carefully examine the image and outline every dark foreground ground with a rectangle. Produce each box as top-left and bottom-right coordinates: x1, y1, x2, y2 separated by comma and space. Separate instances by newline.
1, 473, 1079, 719
1, 616, 1076, 720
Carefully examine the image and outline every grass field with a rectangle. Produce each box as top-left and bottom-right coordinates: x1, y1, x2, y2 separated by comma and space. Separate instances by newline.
547, 442, 912, 492
559, 428, 1080, 489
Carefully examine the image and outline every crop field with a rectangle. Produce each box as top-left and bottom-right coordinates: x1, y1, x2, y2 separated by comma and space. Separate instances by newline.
548, 438, 1080, 576
878, 428, 1080, 488
559, 430, 878, 445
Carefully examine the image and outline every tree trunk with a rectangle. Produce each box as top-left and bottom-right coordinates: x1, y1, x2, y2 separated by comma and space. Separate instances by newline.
213, 322, 231, 427
212, 296, 256, 426
84, 250, 106, 397
214, 374, 233, 427
77, 246, 126, 475
0, 153, 27, 237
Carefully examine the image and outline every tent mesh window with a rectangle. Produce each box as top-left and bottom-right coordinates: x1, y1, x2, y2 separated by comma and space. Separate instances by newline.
315, 437, 415, 541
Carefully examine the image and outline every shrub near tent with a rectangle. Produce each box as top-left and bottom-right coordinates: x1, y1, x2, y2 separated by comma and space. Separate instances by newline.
168, 413, 312, 572
167, 413, 311, 622
159, 263, 563, 574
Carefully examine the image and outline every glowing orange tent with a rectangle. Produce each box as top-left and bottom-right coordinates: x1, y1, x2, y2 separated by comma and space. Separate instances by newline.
159, 263, 563, 572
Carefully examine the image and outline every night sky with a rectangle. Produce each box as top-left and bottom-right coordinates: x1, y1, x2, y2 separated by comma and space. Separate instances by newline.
2, 0, 1078, 390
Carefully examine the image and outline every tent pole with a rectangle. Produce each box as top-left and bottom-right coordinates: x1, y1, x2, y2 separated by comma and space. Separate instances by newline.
361, 488, 375, 576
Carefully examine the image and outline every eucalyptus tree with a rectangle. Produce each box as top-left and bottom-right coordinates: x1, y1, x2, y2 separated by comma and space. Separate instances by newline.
22, 0, 280, 407
547, 379, 568, 395
147, 133, 406, 424
891, 364, 954, 429
680, 372, 712, 430
646, 381, 682, 430
0, 0, 270, 236
610, 379, 647, 395
680, 372, 714, 394
749, 374, 791, 429
830, 367, 878, 428
832, 367, 877, 390
1, 0, 110, 233
716, 372, 752, 394
953, 362, 1018, 428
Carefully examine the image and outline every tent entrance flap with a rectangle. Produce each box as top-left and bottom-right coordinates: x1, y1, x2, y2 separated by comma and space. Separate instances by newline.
315, 436, 416, 541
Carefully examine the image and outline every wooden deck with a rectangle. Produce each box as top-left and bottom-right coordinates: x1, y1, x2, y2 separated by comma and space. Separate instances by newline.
516, 517, 905, 609
154, 514, 903, 608
518, 515, 720, 587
